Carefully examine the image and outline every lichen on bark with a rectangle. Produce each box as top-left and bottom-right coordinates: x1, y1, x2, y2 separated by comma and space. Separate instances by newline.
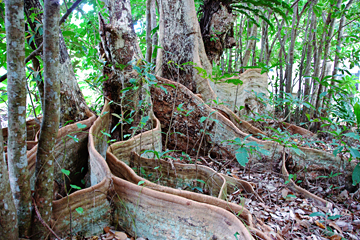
33, 0, 61, 238
5, 0, 32, 236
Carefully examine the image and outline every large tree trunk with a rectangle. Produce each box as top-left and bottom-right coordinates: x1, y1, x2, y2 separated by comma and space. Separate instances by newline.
24, 0, 88, 126
156, 0, 214, 98
5, 0, 32, 236
99, 0, 152, 141
33, 0, 61, 238
199, 0, 237, 64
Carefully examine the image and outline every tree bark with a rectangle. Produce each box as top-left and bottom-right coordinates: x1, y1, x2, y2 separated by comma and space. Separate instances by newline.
302, 1, 316, 123
199, 0, 236, 64
33, 0, 61, 238
242, 15, 259, 67
24, 0, 88, 127
156, 0, 214, 98
284, 3, 298, 122
314, 0, 342, 120
145, 0, 152, 62
99, 0, 152, 141
5, 0, 32, 236
327, 0, 353, 104
0, 119, 18, 240
151, 0, 158, 64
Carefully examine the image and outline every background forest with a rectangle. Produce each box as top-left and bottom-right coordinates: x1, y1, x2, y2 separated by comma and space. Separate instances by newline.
1, 0, 360, 239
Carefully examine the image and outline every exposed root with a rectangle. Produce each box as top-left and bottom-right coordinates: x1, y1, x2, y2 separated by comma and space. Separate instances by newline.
281, 152, 331, 208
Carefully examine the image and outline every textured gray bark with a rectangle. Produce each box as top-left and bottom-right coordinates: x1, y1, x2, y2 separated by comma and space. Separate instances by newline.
24, 0, 88, 127
242, 15, 259, 67
33, 0, 61, 238
145, 0, 152, 62
284, 3, 298, 121
150, 0, 158, 64
156, 0, 213, 96
302, 1, 316, 123
5, 0, 32, 236
100, 0, 152, 140
0, 119, 18, 240
328, 0, 353, 104
314, 0, 342, 116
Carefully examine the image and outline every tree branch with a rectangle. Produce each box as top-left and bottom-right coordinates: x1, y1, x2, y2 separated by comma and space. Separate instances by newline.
0, 0, 84, 83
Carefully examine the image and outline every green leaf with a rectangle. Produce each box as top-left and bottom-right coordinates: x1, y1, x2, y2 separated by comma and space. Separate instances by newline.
349, 147, 360, 159
353, 163, 360, 186
333, 146, 343, 156
235, 148, 249, 167
160, 86, 168, 94
75, 207, 83, 214
354, 102, 360, 125
200, 116, 207, 123
344, 132, 360, 140
193, 186, 203, 193
310, 212, 326, 217
101, 131, 111, 137
67, 135, 79, 143
138, 180, 145, 186
76, 123, 87, 129
291, 147, 305, 156
61, 169, 70, 176
62, 30, 76, 37
328, 215, 341, 220
70, 184, 82, 190
196, 179, 206, 185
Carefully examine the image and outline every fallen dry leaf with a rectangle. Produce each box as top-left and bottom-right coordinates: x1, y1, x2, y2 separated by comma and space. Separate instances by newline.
315, 220, 325, 229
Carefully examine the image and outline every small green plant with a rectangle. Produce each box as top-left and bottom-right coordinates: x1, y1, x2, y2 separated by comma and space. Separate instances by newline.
226, 135, 269, 167
309, 211, 342, 236
284, 173, 302, 185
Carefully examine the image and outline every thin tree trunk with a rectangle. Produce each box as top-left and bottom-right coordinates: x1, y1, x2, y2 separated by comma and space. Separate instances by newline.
242, 15, 259, 67
151, 0, 158, 64
295, 3, 312, 124
33, 0, 61, 238
278, 49, 285, 114
314, 0, 342, 118
327, 0, 353, 104
302, 3, 316, 123
310, 12, 327, 112
24, 0, 88, 126
235, 15, 243, 71
5, 0, 32, 236
0, 119, 18, 239
259, 12, 270, 63
284, 3, 298, 122
228, 48, 232, 73
145, 0, 152, 62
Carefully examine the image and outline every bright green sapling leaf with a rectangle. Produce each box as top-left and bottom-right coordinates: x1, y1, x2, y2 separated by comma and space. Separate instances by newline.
76, 123, 87, 129
235, 148, 249, 167
75, 207, 84, 214
354, 102, 360, 126
353, 163, 360, 186
61, 169, 70, 176
309, 212, 326, 217
349, 147, 360, 159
